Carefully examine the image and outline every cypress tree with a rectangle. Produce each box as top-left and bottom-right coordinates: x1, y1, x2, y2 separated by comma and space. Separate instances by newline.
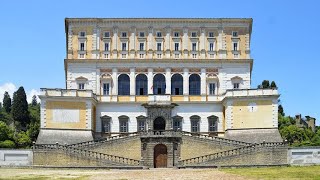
3, 91, 12, 113
270, 81, 277, 89
262, 80, 270, 89
12, 87, 29, 130
31, 95, 38, 106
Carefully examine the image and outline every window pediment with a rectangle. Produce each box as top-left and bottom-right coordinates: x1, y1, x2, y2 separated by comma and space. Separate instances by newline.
76, 76, 88, 81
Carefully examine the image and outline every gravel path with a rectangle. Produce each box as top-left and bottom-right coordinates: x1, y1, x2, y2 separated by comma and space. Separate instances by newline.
0, 168, 250, 180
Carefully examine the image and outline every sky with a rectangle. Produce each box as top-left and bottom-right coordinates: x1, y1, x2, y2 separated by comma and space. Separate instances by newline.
0, 0, 319, 124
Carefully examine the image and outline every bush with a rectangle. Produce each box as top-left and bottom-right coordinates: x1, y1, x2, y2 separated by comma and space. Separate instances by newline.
0, 140, 15, 148
14, 131, 31, 148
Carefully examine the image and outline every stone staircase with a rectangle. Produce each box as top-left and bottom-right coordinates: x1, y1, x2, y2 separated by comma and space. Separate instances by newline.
67, 132, 140, 149
181, 131, 252, 147
33, 143, 141, 167
180, 142, 287, 167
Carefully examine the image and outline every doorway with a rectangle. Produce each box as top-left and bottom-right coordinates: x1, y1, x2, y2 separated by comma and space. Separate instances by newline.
154, 144, 167, 168
154, 117, 166, 131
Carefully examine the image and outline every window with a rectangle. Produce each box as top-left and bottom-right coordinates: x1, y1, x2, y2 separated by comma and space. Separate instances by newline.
175, 54, 179, 58
174, 43, 179, 51
137, 120, 145, 131
80, 43, 85, 51
157, 54, 162, 59
122, 32, 127, 37
232, 31, 238, 37
173, 118, 182, 131
104, 32, 110, 37
118, 74, 130, 95
139, 32, 145, 37
192, 43, 197, 51
103, 83, 110, 95
157, 43, 162, 51
119, 116, 129, 132
209, 83, 215, 95
192, 54, 197, 59
233, 83, 240, 89
191, 32, 197, 37
174, 32, 179, 37
79, 54, 84, 59
208, 115, 218, 132
104, 54, 109, 59
78, 83, 85, 90
101, 118, 111, 133
104, 43, 109, 51
139, 54, 144, 59
156, 32, 162, 37
209, 43, 214, 51
122, 43, 127, 51
189, 74, 201, 95
79, 31, 86, 37
136, 74, 148, 95
171, 74, 183, 95
190, 115, 200, 132
139, 43, 144, 51
208, 32, 214, 37
153, 74, 166, 95
233, 42, 238, 51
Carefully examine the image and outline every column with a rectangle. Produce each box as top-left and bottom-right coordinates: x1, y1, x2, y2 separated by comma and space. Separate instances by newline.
130, 68, 136, 95
183, 68, 189, 95
165, 68, 171, 94
96, 69, 101, 95
147, 68, 153, 95
200, 68, 206, 95
112, 26, 118, 58
67, 25, 73, 59
112, 68, 118, 95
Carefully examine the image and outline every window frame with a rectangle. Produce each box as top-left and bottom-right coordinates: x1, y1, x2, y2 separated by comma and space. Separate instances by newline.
78, 83, 85, 90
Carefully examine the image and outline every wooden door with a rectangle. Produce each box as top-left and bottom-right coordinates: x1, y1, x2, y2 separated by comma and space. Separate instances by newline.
154, 144, 167, 168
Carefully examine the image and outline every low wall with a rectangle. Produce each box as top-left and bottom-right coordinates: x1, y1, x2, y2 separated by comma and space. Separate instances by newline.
0, 149, 33, 166
288, 147, 320, 165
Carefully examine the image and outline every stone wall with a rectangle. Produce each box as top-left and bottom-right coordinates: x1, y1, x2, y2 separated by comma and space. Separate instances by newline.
180, 135, 238, 160
202, 147, 288, 166
0, 149, 33, 166
33, 150, 120, 166
288, 147, 320, 165
85, 136, 141, 160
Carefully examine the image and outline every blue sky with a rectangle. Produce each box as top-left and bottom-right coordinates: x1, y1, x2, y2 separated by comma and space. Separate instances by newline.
0, 0, 319, 124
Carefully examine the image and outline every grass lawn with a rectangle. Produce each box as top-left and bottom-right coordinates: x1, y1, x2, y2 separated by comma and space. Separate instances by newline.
222, 166, 320, 180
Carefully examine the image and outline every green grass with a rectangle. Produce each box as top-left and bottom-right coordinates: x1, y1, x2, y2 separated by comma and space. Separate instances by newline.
222, 166, 320, 180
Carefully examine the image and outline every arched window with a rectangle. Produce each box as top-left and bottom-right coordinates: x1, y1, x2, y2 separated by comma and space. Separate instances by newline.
189, 74, 200, 95
171, 74, 183, 95
153, 74, 166, 95
136, 74, 148, 95
190, 115, 200, 132
118, 74, 130, 95
208, 115, 218, 132
172, 115, 183, 131
119, 115, 129, 132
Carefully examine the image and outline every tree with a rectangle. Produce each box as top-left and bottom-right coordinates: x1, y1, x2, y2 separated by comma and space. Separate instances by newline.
3, 91, 12, 113
278, 104, 285, 116
31, 95, 38, 106
270, 81, 277, 89
11, 87, 30, 131
261, 80, 270, 89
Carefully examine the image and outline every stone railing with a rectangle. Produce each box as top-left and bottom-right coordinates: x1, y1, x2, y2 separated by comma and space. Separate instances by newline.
33, 143, 140, 166
140, 130, 182, 138
181, 131, 252, 146
148, 95, 171, 104
180, 142, 287, 166
68, 132, 140, 148
224, 88, 278, 98
39, 88, 97, 99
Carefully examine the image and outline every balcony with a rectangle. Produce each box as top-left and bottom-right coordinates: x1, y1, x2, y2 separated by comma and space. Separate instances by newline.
148, 95, 171, 105
140, 130, 182, 138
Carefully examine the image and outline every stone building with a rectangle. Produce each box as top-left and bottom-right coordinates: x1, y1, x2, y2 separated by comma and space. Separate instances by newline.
295, 114, 316, 133
36, 18, 284, 168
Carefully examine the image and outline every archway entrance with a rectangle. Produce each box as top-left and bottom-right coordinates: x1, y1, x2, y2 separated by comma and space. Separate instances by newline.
154, 117, 166, 131
154, 144, 167, 168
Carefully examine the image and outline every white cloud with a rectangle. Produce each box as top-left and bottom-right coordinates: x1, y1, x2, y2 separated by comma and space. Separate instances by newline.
0, 82, 17, 103
26, 89, 41, 104
0, 83, 40, 104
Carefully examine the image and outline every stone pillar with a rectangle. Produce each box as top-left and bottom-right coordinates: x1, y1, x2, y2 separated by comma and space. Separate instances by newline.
165, 68, 171, 94
147, 26, 153, 51
200, 68, 206, 95
112, 26, 118, 58
96, 69, 101, 95
112, 68, 118, 96
147, 68, 153, 95
67, 25, 73, 59
183, 68, 189, 95
130, 68, 136, 96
